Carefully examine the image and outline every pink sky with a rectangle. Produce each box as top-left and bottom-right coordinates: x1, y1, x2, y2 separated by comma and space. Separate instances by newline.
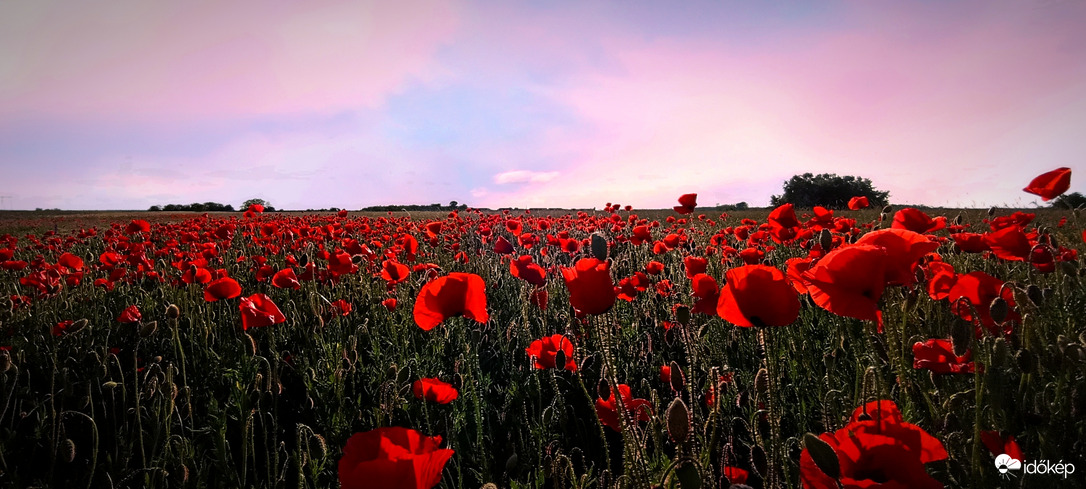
1, 0, 1083, 210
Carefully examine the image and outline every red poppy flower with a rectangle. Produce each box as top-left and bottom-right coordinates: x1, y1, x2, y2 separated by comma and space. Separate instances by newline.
690, 273, 719, 315
124, 219, 151, 235
948, 271, 1018, 334
331, 299, 353, 316
912, 339, 974, 374
785, 257, 813, 295
530, 288, 548, 310
248, 203, 265, 213
723, 467, 749, 486
53, 320, 74, 336
595, 384, 652, 432
525, 334, 577, 371
271, 268, 301, 289
413, 273, 489, 330
717, 265, 800, 327
381, 259, 411, 284
980, 431, 1024, 460
854, 228, 939, 286
510, 255, 546, 286
493, 236, 514, 255
683, 255, 707, 279
338, 426, 454, 489
892, 208, 946, 234
800, 400, 947, 489
659, 365, 672, 384
204, 277, 242, 302
739, 247, 764, 265
561, 258, 616, 316
768, 203, 800, 242
848, 196, 869, 210
118, 305, 142, 323
631, 225, 653, 245
673, 193, 697, 214
644, 260, 665, 275
802, 245, 887, 321
413, 378, 458, 404
57, 253, 84, 271
328, 250, 357, 276
983, 227, 1032, 261
925, 261, 957, 301
1, 260, 28, 271
381, 297, 398, 311
1023, 167, 1071, 201
951, 233, 989, 253
239, 293, 286, 330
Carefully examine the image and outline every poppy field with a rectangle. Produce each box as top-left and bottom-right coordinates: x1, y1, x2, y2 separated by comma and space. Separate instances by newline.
0, 169, 1084, 488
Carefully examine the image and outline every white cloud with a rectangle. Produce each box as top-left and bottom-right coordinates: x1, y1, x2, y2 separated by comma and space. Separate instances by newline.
493, 170, 560, 184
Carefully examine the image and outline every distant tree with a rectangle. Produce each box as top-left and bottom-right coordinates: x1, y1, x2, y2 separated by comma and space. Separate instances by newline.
163, 204, 180, 211
148, 205, 162, 212
1051, 192, 1086, 210
449, 201, 458, 208
770, 173, 889, 209
242, 198, 268, 210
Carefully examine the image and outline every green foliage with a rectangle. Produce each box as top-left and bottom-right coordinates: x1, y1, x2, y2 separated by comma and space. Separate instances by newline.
150, 202, 235, 212
770, 173, 889, 208
1051, 191, 1086, 210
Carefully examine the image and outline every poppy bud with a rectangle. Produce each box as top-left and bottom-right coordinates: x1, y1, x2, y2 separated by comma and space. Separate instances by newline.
993, 338, 1009, 366
819, 229, 833, 251
675, 305, 691, 327
590, 233, 608, 261
597, 379, 610, 399
553, 349, 566, 372
299, 254, 309, 267
751, 445, 768, 477
950, 319, 973, 357
1016, 349, 1035, 374
989, 297, 1009, 325
350, 254, 364, 264
0, 350, 10, 373
452, 373, 463, 390
506, 452, 519, 473
166, 304, 180, 319
669, 361, 684, 393
1027, 284, 1044, 307
881, 205, 894, 214
139, 321, 157, 338
754, 368, 769, 401
666, 397, 691, 443
69, 318, 89, 335
988, 206, 997, 217
954, 213, 963, 226
803, 432, 840, 480
61, 438, 76, 463
1043, 287, 1054, 301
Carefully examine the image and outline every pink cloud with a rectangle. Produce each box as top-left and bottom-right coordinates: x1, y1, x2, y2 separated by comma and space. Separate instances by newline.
0, 0, 459, 122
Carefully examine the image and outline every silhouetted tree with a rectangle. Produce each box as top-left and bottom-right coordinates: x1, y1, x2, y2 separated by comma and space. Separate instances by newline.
1051, 192, 1086, 210
770, 173, 889, 209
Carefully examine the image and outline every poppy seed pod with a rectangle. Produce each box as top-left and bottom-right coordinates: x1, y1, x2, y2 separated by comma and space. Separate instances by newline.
166, 304, 180, 319
669, 361, 684, 393
989, 297, 1009, 324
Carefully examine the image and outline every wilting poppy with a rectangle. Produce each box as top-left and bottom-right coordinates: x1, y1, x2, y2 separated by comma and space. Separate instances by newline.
913, 339, 974, 374
510, 255, 546, 287
413, 273, 489, 330
239, 294, 286, 330
848, 196, 870, 210
204, 277, 242, 302
525, 334, 577, 371
800, 400, 947, 489
854, 228, 939, 286
380, 259, 411, 284
338, 426, 454, 489
413, 378, 459, 404
561, 258, 616, 316
1023, 167, 1071, 201
117, 305, 142, 323
717, 265, 800, 327
271, 269, 301, 289
595, 384, 652, 432
802, 245, 887, 321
